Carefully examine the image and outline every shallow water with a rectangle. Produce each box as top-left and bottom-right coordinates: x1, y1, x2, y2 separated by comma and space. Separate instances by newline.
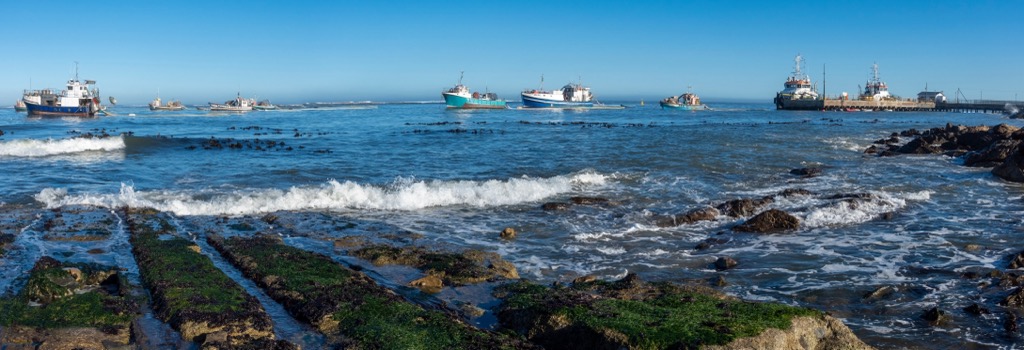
2, 103, 1023, 348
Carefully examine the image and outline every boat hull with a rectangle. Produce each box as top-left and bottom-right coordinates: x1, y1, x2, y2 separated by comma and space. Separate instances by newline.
24, 101, 95, 117
443, 93, 506, 109
660, 102, 706, 110
521, 94, 593, 108
14, 106, 27, 112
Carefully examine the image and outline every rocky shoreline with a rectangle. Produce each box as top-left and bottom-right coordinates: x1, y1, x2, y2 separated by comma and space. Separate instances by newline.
0, 202, 877, 349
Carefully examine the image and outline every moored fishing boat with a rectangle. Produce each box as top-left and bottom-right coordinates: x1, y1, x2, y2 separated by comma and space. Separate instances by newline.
209, 93, 254, 112
13, 100, 27, 112
149, 97, 186, 111
660, 87, 708, 110
21, 67, 103, 117
442, 72, 506, 109
521, 75, 594, 108
773, 54, 821, 110
253, 100, 278, 110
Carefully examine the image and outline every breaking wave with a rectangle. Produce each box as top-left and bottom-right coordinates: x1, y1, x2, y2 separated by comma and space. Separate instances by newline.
0, 136, 125, 157
34, 172, 609, 216
801, 190, 931, 228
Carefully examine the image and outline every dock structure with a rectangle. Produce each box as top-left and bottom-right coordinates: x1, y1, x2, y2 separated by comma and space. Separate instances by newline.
777, 98, 1021, 113
936, 100, 1022, 113
776, 99, 934, 111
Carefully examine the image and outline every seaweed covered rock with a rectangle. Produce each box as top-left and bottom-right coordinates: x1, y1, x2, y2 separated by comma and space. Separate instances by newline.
0, 257, 135, 348
125, 209, 277, 346
733, 209, 800, 233
209, 234, 533, 349
654, 207, 719, 227
716, 198, 774, 218
495, 273, 870, 350
352, 244, 519, 286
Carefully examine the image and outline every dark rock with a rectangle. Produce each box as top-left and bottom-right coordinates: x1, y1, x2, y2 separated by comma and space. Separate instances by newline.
789, 167, 822, 177
1001, 287, 1024, 307
921, 307, 948, 325
863, 286, 895, 300
733, 209, 800, 233
777, 188, 813, 197
500, 227, 517, 240
897, 137, 942, 154
964, 140, 1021, 167
714, 256, 737, 271
716, 198, 773, 218
964, 303, 990, 315
710, 275, 727, 287
1010, 250, 1024, 269
1006, 312, 1019, 334
569, 197, 610, 205
541, 202, 571, 211
993, 144, 1024, 183
864, 145, 878, 154
655, 207, 719, 227
900, 129, 920, 137
572, 275, 598, 285
826, 193, 874, 200
693, 237, 728, 251
1001, 273, 1024, 287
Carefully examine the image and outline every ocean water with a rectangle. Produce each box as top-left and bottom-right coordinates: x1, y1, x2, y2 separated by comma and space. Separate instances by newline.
1, 102, 1023, 348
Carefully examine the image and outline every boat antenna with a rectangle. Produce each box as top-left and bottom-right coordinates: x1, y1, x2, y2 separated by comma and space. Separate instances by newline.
458, 71, 463, 85
74, 61, 79, 81
540, 74, 544, 90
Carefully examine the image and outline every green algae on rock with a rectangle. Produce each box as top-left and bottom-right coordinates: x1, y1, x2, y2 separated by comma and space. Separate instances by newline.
495, 273, 868, 349
0, 257, 135, 348
209, 234, 534, 349
352, 243, 520, 286
125, 209, 280, 347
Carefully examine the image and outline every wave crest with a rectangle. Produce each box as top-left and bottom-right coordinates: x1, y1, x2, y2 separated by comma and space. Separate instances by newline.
35, 172, 609, 216
0, 136, 125, 157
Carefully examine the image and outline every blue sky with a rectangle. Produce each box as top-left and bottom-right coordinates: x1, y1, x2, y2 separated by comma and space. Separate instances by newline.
2, 1, 1021, 104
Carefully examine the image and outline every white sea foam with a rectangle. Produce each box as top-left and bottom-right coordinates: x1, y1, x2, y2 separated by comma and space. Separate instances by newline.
802, 190, 931, 228
0, 136, 125, 157
35, 172, 609, 216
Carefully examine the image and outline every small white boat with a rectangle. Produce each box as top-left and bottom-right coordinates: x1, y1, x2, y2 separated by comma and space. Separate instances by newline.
149, 97, 186, 111
209, 93, 254, 112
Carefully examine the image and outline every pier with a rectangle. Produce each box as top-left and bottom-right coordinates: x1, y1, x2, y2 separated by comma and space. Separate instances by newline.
778, 98, 1021, 113
935, 100, 1021, 113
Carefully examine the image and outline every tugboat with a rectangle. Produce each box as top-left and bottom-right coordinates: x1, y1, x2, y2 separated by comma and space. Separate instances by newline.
209, 93, 254, 112
442, 72, 506, 109
149, 96, 186, 111
660, 87, 708, 110
521, 75, 594, 108
21, 65, 103, 117
860, 63, 892, 101
13, 100, 27, 112
773, 54, 820, 110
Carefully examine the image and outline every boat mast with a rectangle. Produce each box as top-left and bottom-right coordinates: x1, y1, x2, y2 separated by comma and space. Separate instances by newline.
458, 71, 463, 86
822, 63, 826, 100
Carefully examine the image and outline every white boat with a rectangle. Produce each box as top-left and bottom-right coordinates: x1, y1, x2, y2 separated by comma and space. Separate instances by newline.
209, 93, 254, 112
21, 65, 103, 117
149, 97, 186, 111
521, 75, 594, 108
860, 63, 892, 101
